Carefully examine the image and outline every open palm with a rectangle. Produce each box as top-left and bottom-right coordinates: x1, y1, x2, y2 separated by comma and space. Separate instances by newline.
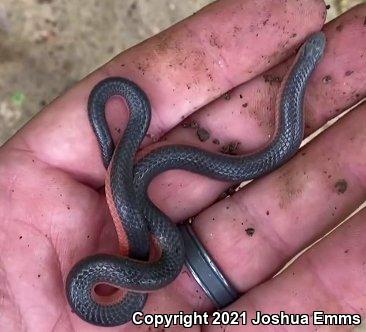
1, 0, 366, 331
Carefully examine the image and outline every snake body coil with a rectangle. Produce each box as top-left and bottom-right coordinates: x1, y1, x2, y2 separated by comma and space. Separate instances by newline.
66, 32, 326, 326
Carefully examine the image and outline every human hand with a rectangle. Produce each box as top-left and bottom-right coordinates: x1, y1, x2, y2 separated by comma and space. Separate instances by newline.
0, 0, 365, 331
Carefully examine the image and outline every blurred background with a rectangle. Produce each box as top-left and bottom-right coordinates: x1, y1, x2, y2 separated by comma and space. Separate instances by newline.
0, 0, 364, 145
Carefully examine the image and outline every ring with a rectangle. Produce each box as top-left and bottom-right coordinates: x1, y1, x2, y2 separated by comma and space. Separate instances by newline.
179, 223, 239, 308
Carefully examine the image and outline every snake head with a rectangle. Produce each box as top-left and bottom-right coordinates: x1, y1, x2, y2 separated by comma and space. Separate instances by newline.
301, 31, 326, 64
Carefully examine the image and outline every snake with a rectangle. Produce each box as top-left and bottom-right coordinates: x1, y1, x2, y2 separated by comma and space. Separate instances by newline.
65, 32, 326, 326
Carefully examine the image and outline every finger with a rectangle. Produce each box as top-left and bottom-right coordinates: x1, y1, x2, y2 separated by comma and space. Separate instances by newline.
139, 4, 366, 222
194, 98, 365, 285
205, 207, 366, 331
3, 0, 325, 184
168, 89, 366, 312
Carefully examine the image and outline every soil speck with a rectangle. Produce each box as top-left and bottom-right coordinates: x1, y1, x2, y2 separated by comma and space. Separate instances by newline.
217, 185, 237, 201
182, 120, 198, 128
263, 74, 282, 84
335, 179, 347, 194
345, 70, 354, 76
221, 142, 240, 155
322, 75, 332, 84
224, 92, 231, 100
245, 228, 255, 237
336, 24, 343, 32
197, 127, 210, 142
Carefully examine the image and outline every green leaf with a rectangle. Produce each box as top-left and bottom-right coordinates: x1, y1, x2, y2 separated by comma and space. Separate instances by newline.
11, 91, 26, 107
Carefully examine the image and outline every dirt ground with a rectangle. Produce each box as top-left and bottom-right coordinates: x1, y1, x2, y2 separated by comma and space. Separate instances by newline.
0, 0, 364, 145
